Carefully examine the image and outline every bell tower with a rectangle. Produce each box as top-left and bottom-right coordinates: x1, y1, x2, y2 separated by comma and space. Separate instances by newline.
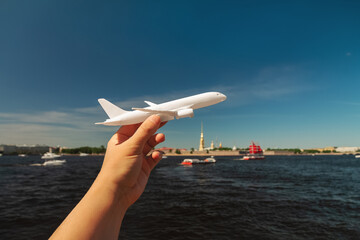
199, 122, 205, 151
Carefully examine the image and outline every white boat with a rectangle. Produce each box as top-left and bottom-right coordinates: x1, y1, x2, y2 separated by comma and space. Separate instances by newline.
43, 159, 66, 166
42, 152, 61, 159
204, 156, 216, 163
355, 155, 360, 159
181, 159, 201, 165
42, 148, 61, 159
79, 152, 89, 156
18, 154, 27, 157
181, 157, 216, 165
242, 154, 265, 160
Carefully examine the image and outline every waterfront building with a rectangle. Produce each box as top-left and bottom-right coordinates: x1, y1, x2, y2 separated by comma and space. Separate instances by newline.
311, 146, 336, 153
335, 146, 360, 153
0, 145, 16, 154
157, 147, 175, 153
323, 146, 336, 152
155, 147, 188, 154
210, 141, 214, 150
0, 144, 50, 155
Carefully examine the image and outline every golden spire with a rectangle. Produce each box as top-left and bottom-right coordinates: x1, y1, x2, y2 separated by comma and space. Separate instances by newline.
199, 121, 204, 151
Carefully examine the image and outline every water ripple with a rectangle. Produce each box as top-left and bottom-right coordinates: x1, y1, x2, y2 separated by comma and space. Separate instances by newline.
0, 155, 359, 239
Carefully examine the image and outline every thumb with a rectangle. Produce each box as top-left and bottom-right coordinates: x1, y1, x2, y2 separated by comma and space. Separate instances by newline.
130, 115, 161, 147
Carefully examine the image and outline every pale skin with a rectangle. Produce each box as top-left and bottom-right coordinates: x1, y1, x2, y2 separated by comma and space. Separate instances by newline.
50, 115, 166, 240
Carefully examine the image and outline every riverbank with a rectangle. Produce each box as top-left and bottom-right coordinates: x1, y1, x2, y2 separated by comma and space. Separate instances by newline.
163, 151, 354, 157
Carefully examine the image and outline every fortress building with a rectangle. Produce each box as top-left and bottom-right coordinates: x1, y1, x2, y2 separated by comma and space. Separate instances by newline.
0, 144, 50, 155
199, 122, 205, 151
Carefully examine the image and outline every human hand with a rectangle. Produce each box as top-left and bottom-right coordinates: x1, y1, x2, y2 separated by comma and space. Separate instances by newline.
97, 115, 166, 210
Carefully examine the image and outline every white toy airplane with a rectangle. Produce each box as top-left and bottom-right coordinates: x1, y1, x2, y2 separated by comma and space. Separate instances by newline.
96, 92, 227, 126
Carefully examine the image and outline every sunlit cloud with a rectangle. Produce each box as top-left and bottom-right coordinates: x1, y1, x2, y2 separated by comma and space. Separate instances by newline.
0, 92, 194, 146
0, 68, 311, 147
0, 110, 114, 147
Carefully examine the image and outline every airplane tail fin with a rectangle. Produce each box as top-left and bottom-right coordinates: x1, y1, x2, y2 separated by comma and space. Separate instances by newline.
98, 98, 128, 119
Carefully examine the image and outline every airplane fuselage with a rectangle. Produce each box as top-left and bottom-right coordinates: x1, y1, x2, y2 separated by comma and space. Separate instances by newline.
99, 92, 226, 126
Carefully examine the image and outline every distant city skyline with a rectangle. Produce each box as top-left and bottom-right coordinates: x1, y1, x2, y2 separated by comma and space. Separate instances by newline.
1, 0, 360, 149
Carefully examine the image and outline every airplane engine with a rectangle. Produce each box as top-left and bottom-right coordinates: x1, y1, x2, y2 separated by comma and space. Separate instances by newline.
175, 109, 194, 119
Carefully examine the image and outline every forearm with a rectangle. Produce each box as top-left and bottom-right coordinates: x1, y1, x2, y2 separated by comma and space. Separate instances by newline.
50, 175, 128, 240
50, 116, 164, 239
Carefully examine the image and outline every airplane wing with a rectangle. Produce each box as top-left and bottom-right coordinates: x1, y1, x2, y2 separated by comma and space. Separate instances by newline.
132, 107, 177, 116
132, 104, 195, 117
144, 101, 157, 107
175, 105, 194, 110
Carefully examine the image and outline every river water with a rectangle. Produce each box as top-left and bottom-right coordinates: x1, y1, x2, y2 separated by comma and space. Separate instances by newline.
0, 155, 359, 239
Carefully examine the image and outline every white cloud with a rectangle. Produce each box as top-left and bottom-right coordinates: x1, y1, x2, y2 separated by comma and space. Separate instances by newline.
0, 111, 72, 125
0, 68, 310, 147
0, 109, 114, 147
0, 92, 196, 147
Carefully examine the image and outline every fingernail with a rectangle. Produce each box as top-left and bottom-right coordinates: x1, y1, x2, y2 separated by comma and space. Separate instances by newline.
160, 134, 165, 142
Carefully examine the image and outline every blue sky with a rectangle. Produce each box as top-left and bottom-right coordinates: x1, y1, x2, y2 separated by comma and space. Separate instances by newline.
0, 0, 359, 149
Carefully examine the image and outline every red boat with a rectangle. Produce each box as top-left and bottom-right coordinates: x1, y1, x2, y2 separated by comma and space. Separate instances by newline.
242, 141, 265, 160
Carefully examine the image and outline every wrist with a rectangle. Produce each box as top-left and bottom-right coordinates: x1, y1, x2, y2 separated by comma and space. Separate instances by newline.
94, 171, 132, 211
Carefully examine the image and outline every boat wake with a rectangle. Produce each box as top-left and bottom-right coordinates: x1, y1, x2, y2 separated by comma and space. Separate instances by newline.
30, 160, 66, 167
29, 163, 43, 166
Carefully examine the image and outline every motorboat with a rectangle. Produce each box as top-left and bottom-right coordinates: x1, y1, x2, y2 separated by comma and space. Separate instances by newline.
242, 155, 265, 160
204, 156, 216, 163
42, 148, 61, 159
42, 152, 61, 159
79, 152, 89, 156
355, 155, 360, 159
18, 154, 27, 157
181, 159, 201, 165
181, 157, 216, 165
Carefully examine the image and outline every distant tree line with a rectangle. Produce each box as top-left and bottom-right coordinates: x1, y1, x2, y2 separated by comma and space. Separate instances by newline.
266, 148, 307, 154
61, 146, 106, 154
266, 148, 336, 154
212, 147, 233, 151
